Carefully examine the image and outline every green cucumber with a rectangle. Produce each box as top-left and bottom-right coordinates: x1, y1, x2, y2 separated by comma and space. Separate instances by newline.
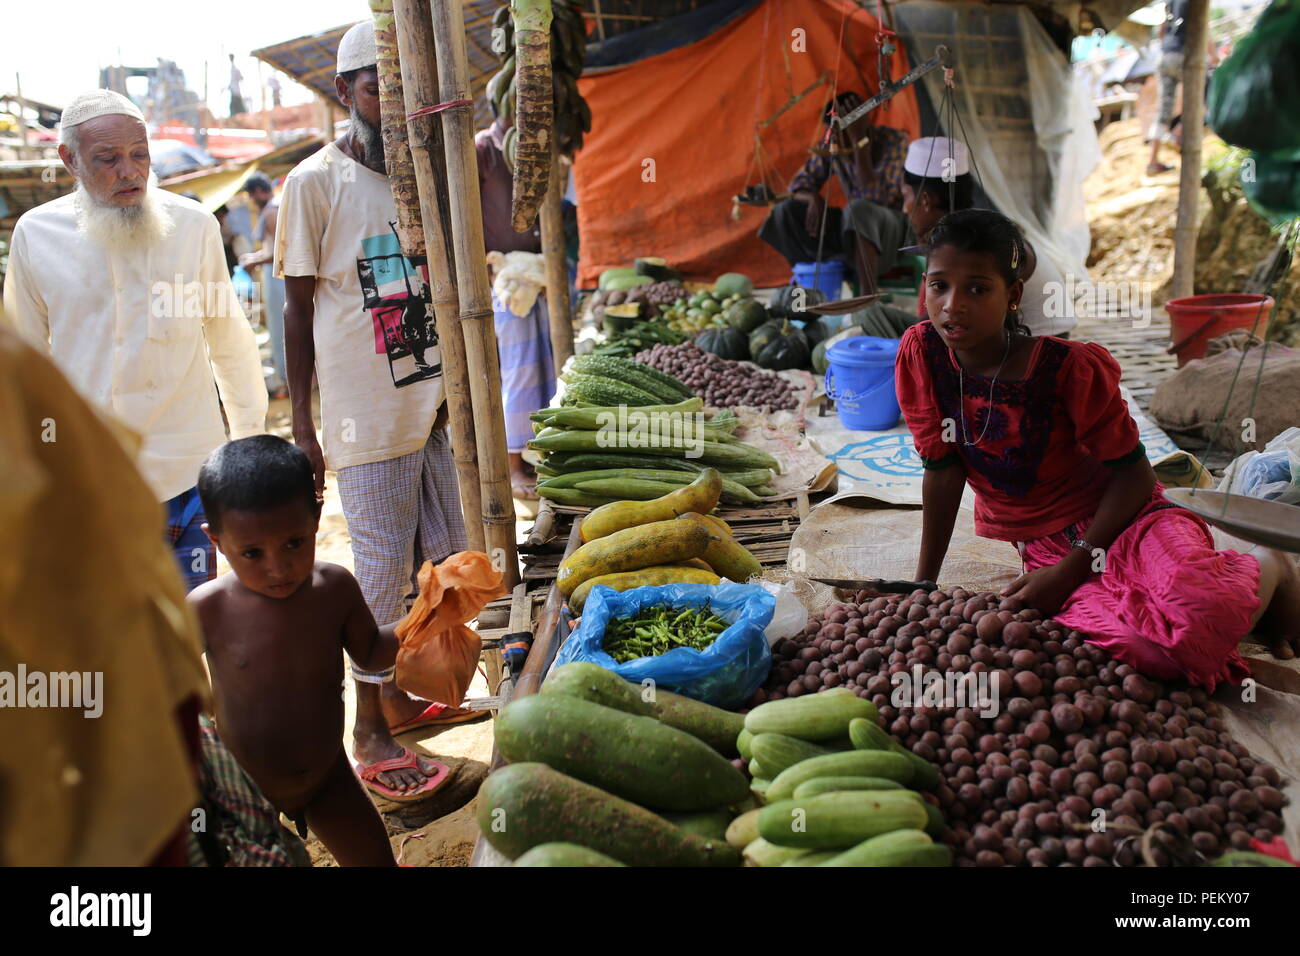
751, 734, 833, 778
737, 728, 755, 761
792, 776, 906, 799
745, 694, 880, 742
922, 800, 945, 837
661, 810, 733, 842
847, 717, 895, 751
495, 696, 749, 811
726, 808, 763, 849
751, 778, 772, 800
478, 763, 741, 866
540, 662, 654, 717
647, 688, 745, 757
820, 829, 952, 867
782, 850, 843, 866
849, 718, 940, 791
748, 758, 773, 780
758, 791, 928, 850
743, 838, 810, 867
766, 750, 915, 802
513, 843, 626, 867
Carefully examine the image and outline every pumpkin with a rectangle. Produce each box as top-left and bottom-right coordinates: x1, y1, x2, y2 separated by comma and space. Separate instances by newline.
694, 326, 750, 361
798, 317, 833, 348
749, 319, 810, 371
725, 299, 768, 333
769, 283, 827, 319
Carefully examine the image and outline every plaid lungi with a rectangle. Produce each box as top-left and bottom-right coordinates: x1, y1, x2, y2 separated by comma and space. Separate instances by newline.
335, 426, 469, 626
165, 486, 216, 593
187, 715, 311, 867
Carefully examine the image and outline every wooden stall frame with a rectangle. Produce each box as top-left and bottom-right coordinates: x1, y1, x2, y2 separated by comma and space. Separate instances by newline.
391, 0, 486, 552
431, 0, 521, 586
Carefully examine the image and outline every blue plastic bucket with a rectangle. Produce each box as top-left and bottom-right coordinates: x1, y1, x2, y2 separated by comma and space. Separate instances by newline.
824, 336, 901, 430
792, 260, 845, 302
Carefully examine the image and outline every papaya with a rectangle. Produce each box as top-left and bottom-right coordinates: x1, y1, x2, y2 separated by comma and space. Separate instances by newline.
557, 518, 711, 597
580, 469, 723, 542
568, 564, 720, 612
677, 512, 762, 582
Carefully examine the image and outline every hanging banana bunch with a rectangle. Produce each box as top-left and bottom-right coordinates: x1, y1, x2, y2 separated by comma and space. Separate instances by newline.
489, 1, 591, 175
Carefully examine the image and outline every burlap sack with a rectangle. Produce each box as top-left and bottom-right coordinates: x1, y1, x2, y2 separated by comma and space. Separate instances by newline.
1150, 337, 1300, 455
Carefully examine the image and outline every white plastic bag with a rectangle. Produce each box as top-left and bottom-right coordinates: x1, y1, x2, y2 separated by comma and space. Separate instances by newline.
1221, 427, 1300, 504
755, 579, 809, 647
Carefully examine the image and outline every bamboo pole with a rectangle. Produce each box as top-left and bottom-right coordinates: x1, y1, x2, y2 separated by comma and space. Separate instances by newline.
392, 0, 486, 554
370, 0, 425, 256
430, 0, 521, 587
1171, 0, 1210, 300
539, 147, 574, 368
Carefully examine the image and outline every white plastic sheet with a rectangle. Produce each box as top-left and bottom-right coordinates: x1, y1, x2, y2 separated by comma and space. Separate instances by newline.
893, 3, 1100, 314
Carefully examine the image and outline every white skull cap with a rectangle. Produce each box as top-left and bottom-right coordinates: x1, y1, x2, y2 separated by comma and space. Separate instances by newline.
904, 137, 971, 178
337, 20, 378, 73
61, 89, 145, 128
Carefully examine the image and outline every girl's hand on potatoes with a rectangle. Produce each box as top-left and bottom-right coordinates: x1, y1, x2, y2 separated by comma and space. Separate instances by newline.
1001, 554, 1090, 618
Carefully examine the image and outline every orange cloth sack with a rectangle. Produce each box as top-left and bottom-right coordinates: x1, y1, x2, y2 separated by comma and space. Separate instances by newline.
394, 551, 507, 705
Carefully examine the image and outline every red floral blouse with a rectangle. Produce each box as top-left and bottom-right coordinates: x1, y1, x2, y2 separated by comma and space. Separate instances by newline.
895, 321, 1144, 541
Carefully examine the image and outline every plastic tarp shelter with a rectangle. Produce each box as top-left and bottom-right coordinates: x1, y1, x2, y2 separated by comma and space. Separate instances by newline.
572, 0, 922, 288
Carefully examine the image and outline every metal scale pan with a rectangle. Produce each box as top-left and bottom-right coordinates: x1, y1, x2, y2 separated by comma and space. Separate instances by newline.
1163, 488, 1300, 554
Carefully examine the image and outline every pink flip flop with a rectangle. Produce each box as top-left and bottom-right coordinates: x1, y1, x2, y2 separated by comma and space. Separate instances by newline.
355, 748, 450, 803
388, 700, 486, 735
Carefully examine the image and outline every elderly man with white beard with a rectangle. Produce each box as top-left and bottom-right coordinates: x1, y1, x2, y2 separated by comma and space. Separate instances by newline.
4, 89, 267, 592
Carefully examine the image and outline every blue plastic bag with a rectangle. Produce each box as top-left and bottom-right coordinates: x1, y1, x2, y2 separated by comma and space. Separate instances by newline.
554, 582, 774, 710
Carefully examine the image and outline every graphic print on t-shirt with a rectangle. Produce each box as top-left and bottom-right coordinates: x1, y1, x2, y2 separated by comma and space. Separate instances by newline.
356, 224, 441, 388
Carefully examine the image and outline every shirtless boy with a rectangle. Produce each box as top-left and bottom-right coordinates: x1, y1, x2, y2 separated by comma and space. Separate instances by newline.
189, 435, 443, 865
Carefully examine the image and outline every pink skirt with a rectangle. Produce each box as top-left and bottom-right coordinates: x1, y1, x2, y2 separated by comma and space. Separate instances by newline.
1017, 489, 1258, 691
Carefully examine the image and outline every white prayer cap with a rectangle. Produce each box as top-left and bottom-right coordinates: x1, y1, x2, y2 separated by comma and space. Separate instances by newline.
904, 137, 970, 178
61, 89, 145, 129
337, 20, 377, 73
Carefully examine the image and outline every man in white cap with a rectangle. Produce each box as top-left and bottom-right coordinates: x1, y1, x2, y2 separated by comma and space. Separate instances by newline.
275, 20, 470, 801
904, 137, 1073, 338
3, 89, 267, 591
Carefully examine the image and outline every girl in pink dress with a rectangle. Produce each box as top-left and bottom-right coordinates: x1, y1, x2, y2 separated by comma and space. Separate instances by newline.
895, 209, 1299, 690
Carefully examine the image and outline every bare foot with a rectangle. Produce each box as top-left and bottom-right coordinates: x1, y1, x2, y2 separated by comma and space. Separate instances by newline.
1256, 553, 1300, 660
351, 727, 439, 793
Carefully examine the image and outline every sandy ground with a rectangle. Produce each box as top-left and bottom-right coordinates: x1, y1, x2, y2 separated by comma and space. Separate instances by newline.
223, 394, 529, 867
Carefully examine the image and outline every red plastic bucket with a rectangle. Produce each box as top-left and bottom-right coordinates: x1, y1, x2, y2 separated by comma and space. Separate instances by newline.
1165, 294, 1274, 366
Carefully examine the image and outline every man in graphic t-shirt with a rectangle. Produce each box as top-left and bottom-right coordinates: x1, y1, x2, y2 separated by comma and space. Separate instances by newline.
275, 21, 471, 802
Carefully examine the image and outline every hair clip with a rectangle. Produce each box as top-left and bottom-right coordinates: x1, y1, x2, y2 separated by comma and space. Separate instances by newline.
1009, 239, 1021, 273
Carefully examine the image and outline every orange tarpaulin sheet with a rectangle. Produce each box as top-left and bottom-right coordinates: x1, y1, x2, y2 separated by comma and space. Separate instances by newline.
573, 0, 921, 288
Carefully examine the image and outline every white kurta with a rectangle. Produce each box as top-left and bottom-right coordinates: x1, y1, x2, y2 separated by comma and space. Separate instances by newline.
3, 190, 268, 501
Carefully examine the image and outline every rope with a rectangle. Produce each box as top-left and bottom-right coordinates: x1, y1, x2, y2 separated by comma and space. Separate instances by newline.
1188, 295, 1278, 517
406, 98, 473, 121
